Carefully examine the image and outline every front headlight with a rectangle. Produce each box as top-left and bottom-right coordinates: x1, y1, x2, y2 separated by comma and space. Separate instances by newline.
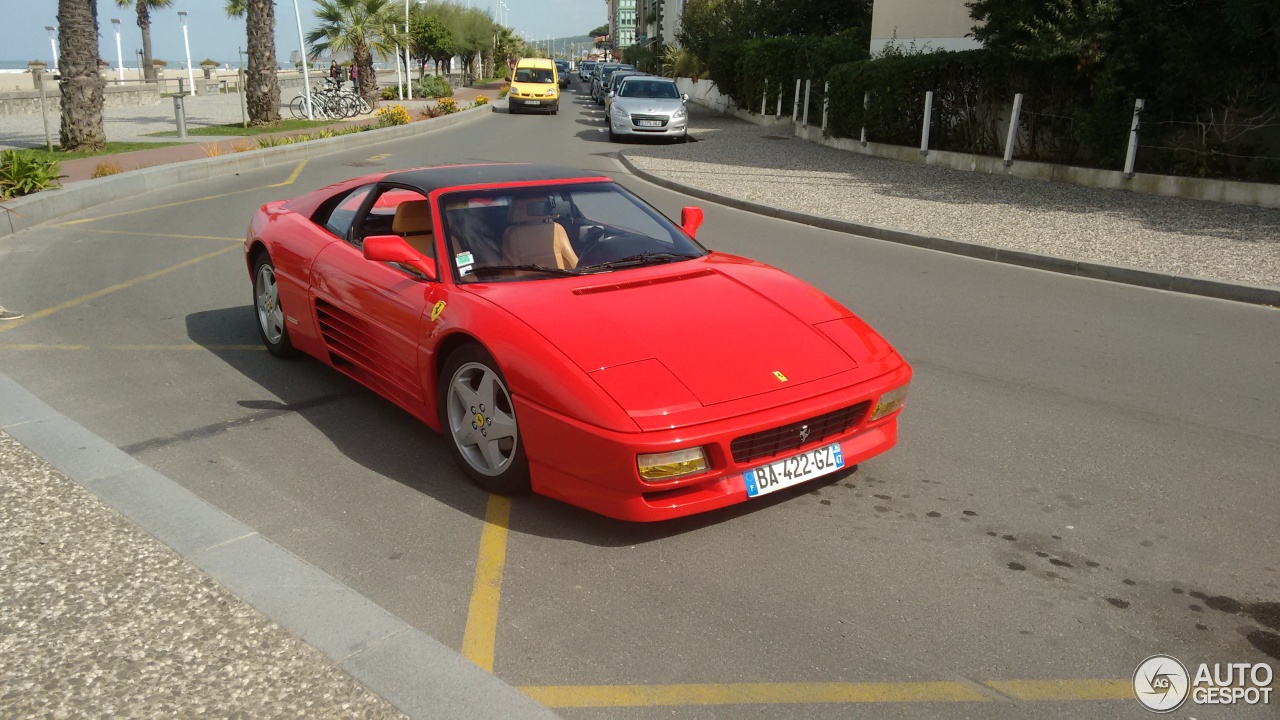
673, 107, 688, 119
544, 88, 555, 96
869, 384, 910, 421
637, 447, 708, 482
611, 105, 628, 117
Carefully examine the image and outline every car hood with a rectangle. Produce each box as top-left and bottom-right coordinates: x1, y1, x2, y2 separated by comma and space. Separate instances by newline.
613, 97, 684, 115
465, 257, 863, 414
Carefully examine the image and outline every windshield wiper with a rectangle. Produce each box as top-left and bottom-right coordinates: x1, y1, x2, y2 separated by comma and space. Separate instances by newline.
468, 264, 577, 278
579, 252, 700, 272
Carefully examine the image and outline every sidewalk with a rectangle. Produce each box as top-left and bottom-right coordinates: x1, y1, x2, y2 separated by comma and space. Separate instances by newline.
2, 81, 503, 183
625, 107, 1280, 290
0, 431, 405, 718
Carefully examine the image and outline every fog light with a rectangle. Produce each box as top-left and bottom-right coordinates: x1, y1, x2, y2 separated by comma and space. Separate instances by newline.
870, 384, 909, 421
638, 447, 708, 481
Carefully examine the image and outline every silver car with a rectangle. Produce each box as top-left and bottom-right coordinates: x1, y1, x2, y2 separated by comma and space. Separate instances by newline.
608, 77, 689, 143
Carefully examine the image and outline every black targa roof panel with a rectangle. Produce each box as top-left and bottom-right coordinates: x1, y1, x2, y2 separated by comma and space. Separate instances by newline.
383, 164, 610, 194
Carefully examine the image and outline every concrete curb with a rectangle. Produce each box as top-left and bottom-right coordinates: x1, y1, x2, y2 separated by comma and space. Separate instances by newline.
617, 152, 1280, 308
0, 373, 557, 720
0, 103, 495, 239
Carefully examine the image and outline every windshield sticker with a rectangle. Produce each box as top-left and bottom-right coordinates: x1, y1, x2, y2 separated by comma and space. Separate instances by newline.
430, 301, 446, 322
455, 251, 474, 268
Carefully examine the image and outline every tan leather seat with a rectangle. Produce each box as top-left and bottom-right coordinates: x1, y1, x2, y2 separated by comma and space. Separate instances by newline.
502, 197, 579, 270
391, 200, 435, 257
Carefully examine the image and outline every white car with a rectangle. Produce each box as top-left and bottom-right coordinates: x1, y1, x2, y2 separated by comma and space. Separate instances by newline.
608, 77, 689, 143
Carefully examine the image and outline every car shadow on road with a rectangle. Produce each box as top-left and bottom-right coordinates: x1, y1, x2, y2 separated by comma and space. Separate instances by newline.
186, 306, 830, 546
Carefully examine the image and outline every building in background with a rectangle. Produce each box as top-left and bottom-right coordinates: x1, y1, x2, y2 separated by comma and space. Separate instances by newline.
869, 0, 980, 55
635, 0, 685, 50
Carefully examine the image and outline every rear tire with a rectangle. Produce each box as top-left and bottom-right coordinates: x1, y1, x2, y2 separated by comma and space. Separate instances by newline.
252, 253, 299, 359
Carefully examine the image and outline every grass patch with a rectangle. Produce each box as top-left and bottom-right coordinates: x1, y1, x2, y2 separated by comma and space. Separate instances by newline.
20, 142, 187, 161
145, 119, 337, 137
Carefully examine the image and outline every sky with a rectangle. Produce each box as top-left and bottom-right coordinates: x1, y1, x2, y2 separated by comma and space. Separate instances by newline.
1, 1, 605, 65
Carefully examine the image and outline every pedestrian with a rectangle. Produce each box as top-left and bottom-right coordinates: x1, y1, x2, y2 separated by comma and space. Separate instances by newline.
0, 304, 22, 321
329, 59, 340, 85
349, 63, 358, 92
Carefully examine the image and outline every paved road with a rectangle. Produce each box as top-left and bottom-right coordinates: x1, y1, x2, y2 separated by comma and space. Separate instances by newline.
1, 80, 1277, 718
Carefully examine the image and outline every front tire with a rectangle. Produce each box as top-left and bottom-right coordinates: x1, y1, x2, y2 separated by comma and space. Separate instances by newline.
253, 253, 298, 359
439, 344, 530, 495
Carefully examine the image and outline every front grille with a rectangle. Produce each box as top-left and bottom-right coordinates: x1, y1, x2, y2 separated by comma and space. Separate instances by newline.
631, 114, 669, 128
730, 402, 871, 465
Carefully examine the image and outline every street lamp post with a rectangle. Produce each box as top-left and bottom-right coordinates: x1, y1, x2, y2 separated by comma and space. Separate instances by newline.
290, 0, 314, 119
45, 26, 58, 68
111, 19, 125, 83
177, 12, 195, 93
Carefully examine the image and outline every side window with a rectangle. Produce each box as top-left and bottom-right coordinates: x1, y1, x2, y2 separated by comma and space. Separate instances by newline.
316, 184, 375, 240
357, 187, 432, 254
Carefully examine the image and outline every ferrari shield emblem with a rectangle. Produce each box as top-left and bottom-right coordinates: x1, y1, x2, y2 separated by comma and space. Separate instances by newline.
773, 371, 788, 382
430, 301, 446, 321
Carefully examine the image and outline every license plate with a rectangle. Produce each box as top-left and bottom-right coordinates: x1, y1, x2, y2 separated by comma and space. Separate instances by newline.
527, 100, 542, 105
743, 442, 844, 497
638, 119, 663, 127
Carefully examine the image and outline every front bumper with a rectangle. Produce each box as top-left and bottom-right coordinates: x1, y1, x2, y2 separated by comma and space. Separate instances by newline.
517, 363, 911, 521
509, 96, 558, 111
610, 114, 688, 138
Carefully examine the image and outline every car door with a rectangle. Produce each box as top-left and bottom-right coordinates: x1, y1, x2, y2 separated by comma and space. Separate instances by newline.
309, 184, 437, 417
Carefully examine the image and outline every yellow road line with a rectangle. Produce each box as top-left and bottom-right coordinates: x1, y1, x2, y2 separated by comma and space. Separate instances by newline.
72, 228, 242, 242
57, 187, 262, 226
269, 159, 309, 187
0, 344, 263, 351
984, 679, 1132, 701
0, 244, 240, 336
460, 494, 512, 673
520, 682, 994, 708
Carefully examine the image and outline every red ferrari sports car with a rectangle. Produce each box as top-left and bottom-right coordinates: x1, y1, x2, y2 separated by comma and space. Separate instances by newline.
245, 164, 911, 521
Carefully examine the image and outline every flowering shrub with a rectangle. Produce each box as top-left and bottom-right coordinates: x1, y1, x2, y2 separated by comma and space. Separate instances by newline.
472, 95, 489, 107
434, 97, 460, 115
376, 104, 411, 127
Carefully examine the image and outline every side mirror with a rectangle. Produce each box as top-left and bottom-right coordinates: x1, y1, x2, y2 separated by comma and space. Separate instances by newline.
504, 75, 510, 82
363, 235, 437, 281
681, 206, 704, 239
682, 93, 689, 102
608, 91, 615, 97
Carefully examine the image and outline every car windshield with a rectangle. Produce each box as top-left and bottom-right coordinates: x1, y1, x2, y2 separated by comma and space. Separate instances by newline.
619, 79, 679, 99
609, 74, 635, 90
514, 67, 554, 83
601, 65, 632, 80
440, 182, 706, 283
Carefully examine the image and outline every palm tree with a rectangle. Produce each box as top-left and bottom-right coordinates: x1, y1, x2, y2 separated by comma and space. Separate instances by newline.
307, 0, 402, 107
58, 0, 106, 151
226, 0, 280, 125
115, 0, 173, 83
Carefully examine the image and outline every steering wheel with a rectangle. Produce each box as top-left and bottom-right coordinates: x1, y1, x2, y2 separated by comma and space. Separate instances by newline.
575, 232, 665, 267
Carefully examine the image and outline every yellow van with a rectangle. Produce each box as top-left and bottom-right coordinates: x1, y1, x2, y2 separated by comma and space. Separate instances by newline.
507, 57, 559, 114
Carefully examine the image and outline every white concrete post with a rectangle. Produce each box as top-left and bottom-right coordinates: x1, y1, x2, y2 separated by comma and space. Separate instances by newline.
822, 81, 829, 132
792, 79, 801, 123
1004, 93, 1023, 166
762, 79, 768, 116
860, 90, 869, 146
1124, 98, 1144, 178
802, 80, 811, 126
776, 87, 783, 118
920, 91, 934, 156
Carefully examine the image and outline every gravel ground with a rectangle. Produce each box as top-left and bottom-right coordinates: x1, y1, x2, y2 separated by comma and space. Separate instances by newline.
625, 108, 1280, 289
0, 431, 406, 719
0, 92, 441, 150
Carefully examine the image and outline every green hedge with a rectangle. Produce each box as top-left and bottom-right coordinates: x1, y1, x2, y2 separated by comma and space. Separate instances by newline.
731, 31, 870, 118
414, 75, 453, 98
824, 50, 1134, 166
